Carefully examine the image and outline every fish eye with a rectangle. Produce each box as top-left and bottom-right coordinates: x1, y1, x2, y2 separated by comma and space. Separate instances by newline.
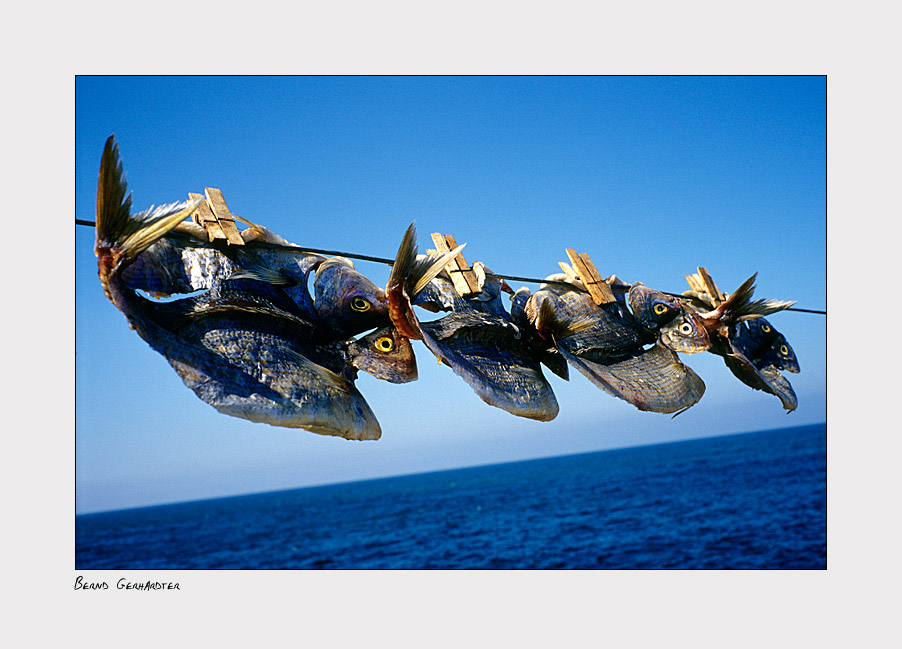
780, 344, 789, 356
679, 322, 693, 335
653, 303, 669, 315
375, 336, 394, 353
350, 297, 371, 312
761, 323, 771, 333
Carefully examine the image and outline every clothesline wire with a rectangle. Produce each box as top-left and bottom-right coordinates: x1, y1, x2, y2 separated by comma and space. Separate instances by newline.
75, 218, 827, 316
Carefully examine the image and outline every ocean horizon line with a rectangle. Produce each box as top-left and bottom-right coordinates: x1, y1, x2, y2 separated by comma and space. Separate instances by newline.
76, 421, 825, 517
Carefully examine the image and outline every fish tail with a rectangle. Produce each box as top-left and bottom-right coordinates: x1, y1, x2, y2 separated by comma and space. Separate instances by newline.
387, 222, 465, 299
94, 135, 133, 254
95, 135, 199, 269
534, 298, 595, 338
716, 273, 797, 321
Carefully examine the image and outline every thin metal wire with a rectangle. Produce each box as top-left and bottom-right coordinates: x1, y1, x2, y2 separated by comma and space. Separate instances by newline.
76, 218, 826, 315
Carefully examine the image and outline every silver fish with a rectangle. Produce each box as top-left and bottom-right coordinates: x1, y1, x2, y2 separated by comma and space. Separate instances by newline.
388, 234, 560, 420
417, 310, 560, 421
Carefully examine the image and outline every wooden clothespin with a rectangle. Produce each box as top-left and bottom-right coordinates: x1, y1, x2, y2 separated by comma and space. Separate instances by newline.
684, 272, 706, 295
565, 248, 616, 305
189, 188, 244, 246
686, 266, 725, 306
431, 232, 480, 297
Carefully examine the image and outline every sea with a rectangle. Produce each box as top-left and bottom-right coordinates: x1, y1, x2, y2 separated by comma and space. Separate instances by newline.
75, 423, 826, 569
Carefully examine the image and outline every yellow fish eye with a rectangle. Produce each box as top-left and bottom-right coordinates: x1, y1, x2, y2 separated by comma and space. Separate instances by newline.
761, 323, 771, 333
780, 344, 789, 355
679, 322, 693, 335
375, 336, 394, 352
653, 303, 669, 316
350, 297, 371, 312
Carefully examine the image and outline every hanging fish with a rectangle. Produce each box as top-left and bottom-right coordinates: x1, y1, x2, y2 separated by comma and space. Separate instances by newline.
387, 233, 560, 421
680, 274, 798, 411
416, 310, 560, 421
627, 283, 710, 354
417, 272, 560, 422
527, 279, 706, 415
93, 135, 408, 439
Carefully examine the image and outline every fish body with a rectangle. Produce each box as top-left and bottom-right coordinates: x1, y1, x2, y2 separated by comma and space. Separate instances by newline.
162, 304, 383, 438
418, 310, 559, 421
154, 278, 417, 431
527, 281, 705, 414
417, 269, 560, 421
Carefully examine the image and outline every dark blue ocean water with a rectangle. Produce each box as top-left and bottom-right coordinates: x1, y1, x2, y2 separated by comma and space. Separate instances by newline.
75, 423, 826, 569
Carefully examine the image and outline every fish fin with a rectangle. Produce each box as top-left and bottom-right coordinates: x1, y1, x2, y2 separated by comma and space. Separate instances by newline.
95, 135, 133, 250
282, 348, 351, 389
542, 348, 570, 381
228, 261, 292, 286
95, 135, 200, 265
560, 343, 706, 414
534, 298, 596, 338
418, 323, 559, 421
713, 273, 796, 322
387, 223, 466, 299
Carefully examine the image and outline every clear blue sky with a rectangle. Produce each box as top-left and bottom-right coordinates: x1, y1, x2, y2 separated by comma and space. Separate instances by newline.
75, 76, 826, 514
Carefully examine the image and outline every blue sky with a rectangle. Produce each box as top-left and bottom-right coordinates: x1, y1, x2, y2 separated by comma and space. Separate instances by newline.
75, 76, 826, 514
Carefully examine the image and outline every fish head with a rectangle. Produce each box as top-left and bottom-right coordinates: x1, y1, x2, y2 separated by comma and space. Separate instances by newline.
628, 283, 683, 330
745, 318, 800, 373
348, 326, 418, 383
658, 310, 711, 354
313, 258, 390, 336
